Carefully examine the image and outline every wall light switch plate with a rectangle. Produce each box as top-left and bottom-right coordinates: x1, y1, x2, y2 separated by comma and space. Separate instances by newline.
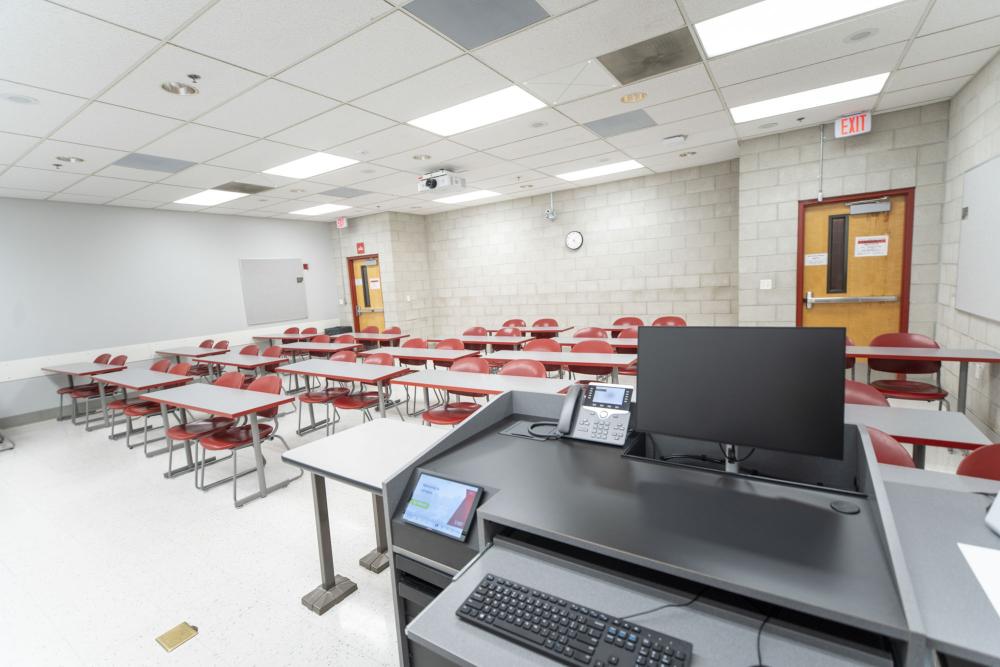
975, 363, 984, 380
338, 298, 345, 305
406, 295, 412, 303
759, 279, 773, 290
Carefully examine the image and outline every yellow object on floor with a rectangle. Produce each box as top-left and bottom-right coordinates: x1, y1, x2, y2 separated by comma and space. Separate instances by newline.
155, 622, 198, 652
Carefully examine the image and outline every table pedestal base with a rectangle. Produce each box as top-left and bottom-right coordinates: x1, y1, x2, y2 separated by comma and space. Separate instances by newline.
358, 549, 390, 573
301, 575, 357, 615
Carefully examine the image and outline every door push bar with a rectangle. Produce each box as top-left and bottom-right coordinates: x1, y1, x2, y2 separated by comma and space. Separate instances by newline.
804, 291, 899, 309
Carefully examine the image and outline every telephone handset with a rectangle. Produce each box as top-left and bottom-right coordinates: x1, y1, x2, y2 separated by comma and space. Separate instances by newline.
556, 384, 583, 435
554, 382, 634, 446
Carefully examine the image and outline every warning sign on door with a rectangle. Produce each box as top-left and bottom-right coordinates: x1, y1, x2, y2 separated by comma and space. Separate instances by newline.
804, 253, 828, 266
854, 234, 889, 257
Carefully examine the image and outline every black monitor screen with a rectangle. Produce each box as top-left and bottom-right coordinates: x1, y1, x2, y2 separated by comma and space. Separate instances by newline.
637, 327, 845, 459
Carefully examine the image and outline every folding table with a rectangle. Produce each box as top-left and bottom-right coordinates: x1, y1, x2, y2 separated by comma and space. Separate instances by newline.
155, 347, 226, 364
282, 420, 443, 614
198, 352, 288, 377
278, 341, 361, 358
358, 347, 479, 366
484, 350, 637, 383
252, 332, 315, 346
485, 326, 572, 337
552, 336, 637, 350
352, 332, 410, 346
92, 368, 192, 441
426, 335, 532, 352
42, 361, 127, 428
394, 368, 575, 416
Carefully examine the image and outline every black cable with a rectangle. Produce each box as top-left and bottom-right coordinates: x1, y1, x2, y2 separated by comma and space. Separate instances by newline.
718, 443, 757, 463
659, 454, 725, 465
620, 589, 704, 620
755, 614, 770, 666
527, 421, 562, 440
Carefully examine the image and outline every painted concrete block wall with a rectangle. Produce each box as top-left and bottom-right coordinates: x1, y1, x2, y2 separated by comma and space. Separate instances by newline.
937, 51, 1000, 433
424, 161, 739, 337
737, 102, 949, 335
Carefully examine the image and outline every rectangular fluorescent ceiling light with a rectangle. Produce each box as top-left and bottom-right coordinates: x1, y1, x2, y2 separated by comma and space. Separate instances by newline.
408, 86, 546, 135
434, 190, 500, 204
695, 0, 904, 56
174, 189, 249, 206
729, 72, 889, 123
289, 203, 352, 216
263, 152, 357, 179
557, 159, 644, 182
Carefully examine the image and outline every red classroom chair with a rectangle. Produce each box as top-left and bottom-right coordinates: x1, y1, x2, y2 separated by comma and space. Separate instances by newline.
532, 318, 559, 339
334, 334, 355, 344
280, 327, 300, 344
433, 338, 465, 369
301, 327, 318, 335
845, 380, 889, 406
423, 357, 490, 427
105, 358, 173, 439
524, 338, 563, 375
297, 350, 356, 436
492, 326, 523, 351
190, 339, 218, 378
502, 319, 526, 328
400, 338, 430, 369
463, 326, 489, 352
867, 427, 916, 468
383, 326, 403, 347
499, 359, 546, 378
612, 317, 643, 337
70, 354, 128, 427
214, 340, 229, 350
169, 371, 244, 483
574, 327, 608, 338
57, 353, 110, 420
867, 333, 949, 409
332, 353, 404, 427
309, 334, 332, 359
568, 340, 614, 383
123, 362, 189, 454
361, 326, 379, 333
956, 444, 1000, 481
617, 326, 639, 376
652, 316, 687, 327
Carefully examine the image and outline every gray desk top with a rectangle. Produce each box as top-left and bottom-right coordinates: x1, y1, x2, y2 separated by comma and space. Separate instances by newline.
278, 342, 360, 353
360, 348, 480, 362
353, 332, 410, 342
846, 346, 1000, 363
93, 368, 192, 391
140, 383, 292, 418
276, 358, 411, 383
845, 404, 991, 448
552, 336, 637, 349
484, 350, 637, 368
199, 352, 288, 368
879, 464, 1000, 494
155, 346, 227, 358
252, 332, 314, 341
282, 420, 442, 493
886, 482, 1000, 664
426, 336, 532, 346
42, 362, 126, 376
392, 369, 574, 395
485, 326, 572, 334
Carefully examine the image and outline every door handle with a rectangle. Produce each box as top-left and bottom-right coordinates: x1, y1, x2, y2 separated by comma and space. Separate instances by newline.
804, 291, 898, 309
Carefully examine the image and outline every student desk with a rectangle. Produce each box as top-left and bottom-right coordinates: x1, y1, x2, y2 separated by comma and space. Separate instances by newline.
359, 347, 480, 367
155, 346, 226, 364
282, 420, 443, 614
426, 335, 532, 352
198, 352, 288, 376
276, 359, 411, 421
252, 332, 315, 345
847, 346, 1000, 414
42, 361, 127, 428
278, 342, 361, 357
141, 384, 294, 497
92, 368, 192, 437
353, 332, 410, 346
552, 336, 638, 350
485, 326, 572, 337
484, 350, 637, 383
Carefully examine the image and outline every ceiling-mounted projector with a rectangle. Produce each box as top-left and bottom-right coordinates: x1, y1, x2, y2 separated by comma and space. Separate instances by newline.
417, 170, 465, 193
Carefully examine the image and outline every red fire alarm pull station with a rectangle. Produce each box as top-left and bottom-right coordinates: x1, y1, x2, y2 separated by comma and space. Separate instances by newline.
303, 263, 309, 270
356, 242, 365, 254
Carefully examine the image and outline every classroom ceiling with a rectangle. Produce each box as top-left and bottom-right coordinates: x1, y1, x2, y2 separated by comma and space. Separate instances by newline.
0, 0, 997, 219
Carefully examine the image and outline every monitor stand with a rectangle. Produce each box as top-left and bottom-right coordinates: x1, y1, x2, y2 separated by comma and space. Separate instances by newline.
723, 444, 740, 474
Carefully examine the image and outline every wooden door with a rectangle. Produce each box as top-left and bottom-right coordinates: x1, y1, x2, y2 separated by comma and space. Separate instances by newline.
797, 190, 913, 345
349, 255, 385, 332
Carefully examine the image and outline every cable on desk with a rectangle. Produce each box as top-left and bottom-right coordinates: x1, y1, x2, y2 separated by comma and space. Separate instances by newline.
527, 421, 562, 440
620, 589, 704, 621
754, 614, 770, 667
659, 454, 725, 465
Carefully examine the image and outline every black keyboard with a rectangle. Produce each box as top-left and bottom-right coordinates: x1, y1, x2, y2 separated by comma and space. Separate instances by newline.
455, 573, 693, 666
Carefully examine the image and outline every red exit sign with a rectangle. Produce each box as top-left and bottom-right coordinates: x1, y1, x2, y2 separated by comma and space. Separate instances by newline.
834, 111, 872, 138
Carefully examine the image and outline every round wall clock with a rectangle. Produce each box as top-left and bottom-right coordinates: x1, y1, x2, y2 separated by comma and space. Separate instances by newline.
565, 230, 584, 250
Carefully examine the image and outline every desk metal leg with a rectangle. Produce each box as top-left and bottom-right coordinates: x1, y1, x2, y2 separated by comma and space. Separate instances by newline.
957, 362, 969, 413
301, 474, 358, 614
359, 494, 390, 573
912, 445, 926, 469
611, 368, 619, 383
98, 382, 110, 428
377, 380, 386, 418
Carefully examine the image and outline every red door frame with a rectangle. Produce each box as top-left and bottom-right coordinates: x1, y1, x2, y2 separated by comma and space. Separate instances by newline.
346, 253, 380, 332
795, 187, 915, 332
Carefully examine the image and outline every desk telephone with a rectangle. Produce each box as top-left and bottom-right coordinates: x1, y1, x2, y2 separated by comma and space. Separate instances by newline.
556, 382, 633, 446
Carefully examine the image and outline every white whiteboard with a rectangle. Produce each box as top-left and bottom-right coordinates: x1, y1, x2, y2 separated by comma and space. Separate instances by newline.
239, 258, 308, 326
956, 155, 1000, 322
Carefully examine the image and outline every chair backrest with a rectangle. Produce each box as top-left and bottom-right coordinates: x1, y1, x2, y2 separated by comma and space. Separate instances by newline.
214, 340, 229, 350
496, 326, 522, 337
245, 374, 283, 418
198, 339, 214, 348
464, 326, 488, 336
283, 327, 300, 334
263, 345, 283, 358
150, 359, 171, 372
869, 332, 941, 375
652, 316, 687, 326
533, 318, 558, 327
109, 354, 127, 366
331, 350, 356, 362
169, 362, 191, 376
361, 326, 379, 333
500, 359, 546, 378
383, 326, 402, 334
502, 319, 526, 328
571, 340, 614, 354
452, 357, 490, 374
301, 327, 318, 334
613, 317, 643, 327
94, 353, 111, 364
523, 338, 560, 352
311, 334, 331, 343
214, 371, 245, 389
239, 344, 260, 356
845, 380, 889, 406
956, 444, 1000, 481
867, 427, 915, 468
436, 338, 464, 350
402, 338, 428, 349
574, 327, 607, 338
619, 326, 639, 339
364, 352, 395, 366
334, 334, 355, 343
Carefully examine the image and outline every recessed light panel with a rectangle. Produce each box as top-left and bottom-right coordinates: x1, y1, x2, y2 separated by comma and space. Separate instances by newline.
213, 181, 273, 195
729, 72, 889, 123
113, 153, 197, 174
320, 186, 369, 198
434, 190, 500, 204
263, 152, 358, 179
174, 189, 249, 206
290, 203, 352, 216
695, 0, 904, 57
557, 159, 644, 182
585, 109, 656, 138
408, 86, 546, 136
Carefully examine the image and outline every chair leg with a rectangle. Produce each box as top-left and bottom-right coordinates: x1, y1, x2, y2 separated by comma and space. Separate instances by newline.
325, 403, 331, 437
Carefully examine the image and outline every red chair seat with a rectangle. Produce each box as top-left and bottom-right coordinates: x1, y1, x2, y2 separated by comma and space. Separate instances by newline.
333, 392, 380, 410
108, 397, 143, 411
123, 401, 163, 417
300, 387, 349, 404
870, 379, 947, 401
199, 423, 274, 451
167, 417, 235, 441
422, 405, 478, 426
58, 384, 93, 395
189, 364, 211, 377
70, 385, 110, 399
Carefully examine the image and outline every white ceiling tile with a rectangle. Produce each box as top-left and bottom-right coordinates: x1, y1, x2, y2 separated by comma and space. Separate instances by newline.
138, 123, 256, 163
172, 0, 391, 75
221, 194, 286, 210
160, 163, 254, 188
903, 16, 1000, 67
329, 124, 438, 161
920, 0, 1000, 35
538, 150, 646, 177
608, 110, 733, 150
93, 164, 171, 182
309, 191, 391, 207
52, 103, 182, 151
515, 139, 618, 169
372, 140, 473, 173
269, 105, 395, 150
523, 59, 619, 105
265, 180, 340, 199
197, 80, 338, 137
352, 56, 511, 122
644, 91, 725, 125
678, 0, 757, 23
366, 196, 426, 210
0, 166, 85, 191
49, 192, 112, 204
49, 0, 214, 38
307, 162, 398, 186
536, 0, 591, 15
279, 12, 461, 101
707, 1, 927, 88
200, 206, 246, 215
474, 168, 550, 189
100, 45, 264, 120
0, 82, 87, 136
16, 140, 126, 174
638, 139, 739, 172
106, 197, 162, 208
60, 175, 147, 198
474, 0, 685, 82
887, 48, 998, 92
876, 77, 971, 111
206, 140, 313, 171
127, 183, 202, 203
158, 201, 213, 211
735, 96, 879, 138
0, 0, 158, 97
619, 127, 737, 158
489, 126, 599, 160
0, 187, 51, 200
721, 44, 903, 107
451, 108, 576, 150
352, 170, 422, 196
557, 64, 714, 123
0, 133, 41, 164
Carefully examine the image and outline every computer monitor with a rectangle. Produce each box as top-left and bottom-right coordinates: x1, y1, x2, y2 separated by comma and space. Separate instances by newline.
637, 326, 845, 460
